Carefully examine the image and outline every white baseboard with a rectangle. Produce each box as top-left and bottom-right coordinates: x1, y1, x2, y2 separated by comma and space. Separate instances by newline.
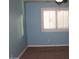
28, 44, 69, 47
9, 57, 19, 59
18, 46, 28, 59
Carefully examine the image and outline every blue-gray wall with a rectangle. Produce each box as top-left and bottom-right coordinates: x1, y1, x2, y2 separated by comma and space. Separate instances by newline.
25, 2, 69, 45
9, 0, 27, 57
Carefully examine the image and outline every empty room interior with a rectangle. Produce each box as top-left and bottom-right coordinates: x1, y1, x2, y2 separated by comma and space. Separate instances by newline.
9, 0, 69, 59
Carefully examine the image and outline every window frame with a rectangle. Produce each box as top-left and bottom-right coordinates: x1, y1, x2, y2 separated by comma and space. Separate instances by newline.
41, 8, 69, 32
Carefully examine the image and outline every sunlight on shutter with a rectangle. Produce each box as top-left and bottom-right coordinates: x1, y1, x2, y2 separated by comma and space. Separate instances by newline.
57, 10, 69, 29
43, 10, 56, 29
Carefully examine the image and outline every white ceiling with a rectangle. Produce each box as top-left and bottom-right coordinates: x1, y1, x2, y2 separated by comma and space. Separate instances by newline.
23, 0, 56, 2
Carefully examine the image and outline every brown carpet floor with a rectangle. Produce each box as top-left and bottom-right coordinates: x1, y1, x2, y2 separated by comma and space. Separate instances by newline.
20, 46, 69, 59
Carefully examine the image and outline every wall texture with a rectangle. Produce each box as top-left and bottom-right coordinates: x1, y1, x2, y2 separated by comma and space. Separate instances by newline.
25, 2, 69, 45
9, 0, 27, 58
